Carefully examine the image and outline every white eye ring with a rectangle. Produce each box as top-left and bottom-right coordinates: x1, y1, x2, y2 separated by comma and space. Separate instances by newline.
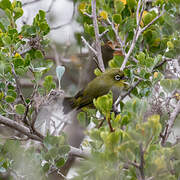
114, 74, 121, 81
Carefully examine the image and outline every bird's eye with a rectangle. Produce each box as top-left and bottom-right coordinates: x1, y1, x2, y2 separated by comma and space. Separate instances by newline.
114, 74, 121, 81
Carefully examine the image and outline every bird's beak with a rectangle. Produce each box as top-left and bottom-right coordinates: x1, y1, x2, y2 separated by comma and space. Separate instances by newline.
122, 76, 128, 80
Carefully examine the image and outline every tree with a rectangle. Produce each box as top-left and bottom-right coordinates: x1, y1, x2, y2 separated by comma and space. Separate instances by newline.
0, 0, 180, 179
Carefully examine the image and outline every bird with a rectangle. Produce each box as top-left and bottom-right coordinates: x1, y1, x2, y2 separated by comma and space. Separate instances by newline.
63, 68, 128, 113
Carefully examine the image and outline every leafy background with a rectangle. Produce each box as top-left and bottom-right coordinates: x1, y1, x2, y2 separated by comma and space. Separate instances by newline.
0, 0, 180, 180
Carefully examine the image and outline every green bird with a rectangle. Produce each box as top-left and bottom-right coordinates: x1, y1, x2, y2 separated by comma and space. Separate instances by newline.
63, 68, 128, 113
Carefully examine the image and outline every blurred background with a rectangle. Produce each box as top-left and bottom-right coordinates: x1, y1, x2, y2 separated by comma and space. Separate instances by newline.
18, 0, 87, 96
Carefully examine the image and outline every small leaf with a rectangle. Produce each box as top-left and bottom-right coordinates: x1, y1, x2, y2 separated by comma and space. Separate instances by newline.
5, 96, 15, 103
0, 0, 12, 10
39, 10, 46, 19
78, 2, 86, 13
42, 163, 50, 172
56, 66, 65, 81
13, 58, 24, 68
114, 0, 125, 13
7, 90, 17, 98
55, 157, 65, 168
0, 92, 4, 100
35, 50, 44, 59
113, 14, 122, 24
15, 104, 25, 115
94, 68, 102, 76
2, 36, 11, 45
77, 112, 86, 127
93, 91, 113, 116
58, 145, 70, 155
14, 7, 23, 20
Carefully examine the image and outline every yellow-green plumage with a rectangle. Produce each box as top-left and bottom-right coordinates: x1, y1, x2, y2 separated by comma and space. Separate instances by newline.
63, 68, 127, 113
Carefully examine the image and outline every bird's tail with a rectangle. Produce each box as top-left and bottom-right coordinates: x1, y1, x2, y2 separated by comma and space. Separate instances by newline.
63, 97, 76, 114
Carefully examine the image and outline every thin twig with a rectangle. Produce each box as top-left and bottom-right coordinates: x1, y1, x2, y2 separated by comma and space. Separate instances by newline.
83, 12, 93, 18
113, 78, 143, 111
0, 115, 89, 159
81, 36, 97, 55
46, 0, 56, 13
99, 29, 109, 39
51, 1, 76, 30
120, 1, 145, 70
136, 0, 142, 25
120, 2, 164, 70
0, 115, 43, 141
139, 144, 145, 180
22, 0, 42, 7
153, 57, 173, 71
107, 18, 125, 55
11, 64, 27, 106
141, 5, 165, 34
91, 0, 105, 72
161, 101, 180, 145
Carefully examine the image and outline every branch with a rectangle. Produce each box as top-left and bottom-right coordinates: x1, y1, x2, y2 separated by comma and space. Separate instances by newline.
113, 78, 143, 111
81, 36, 97, 55
120, 3, 164, 70
120, 1, 145, 70
91, 0, 105, 72
0, 115, 90, 160
136, 0, 142, 25
11, 64, 27, 106
46, 0, 56, 13
99, 29, 109, 39
140, 6, 165, 34
161, 101, 180, 145
153, 57, 173, 71
139, 144, 145, 180
51, 0, 75, 30
0, 115, 43, 142
107, 18, 125, 55
69, 146, 89, 159
22, 0, 42, 7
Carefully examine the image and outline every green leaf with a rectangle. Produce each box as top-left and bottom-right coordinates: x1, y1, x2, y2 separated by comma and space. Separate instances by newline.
109, 55, 124, 68
0, 0, 12, 10
14, 7, 23, 21
93, 91, 113, 116
114, 0, 125, 13
143, 12, 153, 26
39, 10, 46, 19
121, 115, 130, 126
24, 53, 31, 66
56, 65, 65, 81
13, 58, 24, 68
15, 104, 25, 115
0, 92, 4, 100
42, 163, 50, 172
5, 96, 15, 103
35, 50, 44, 59
145, 57, 154, 68
43, 75, 56, 92
58, 145, 70, 155
94, 68, 102, 76
2, 36, 11, 45
55, 157, 65, 168
160, 79, 180, 92
77, 112, 86, 127
127, 0, 137, 9
7, 90, 17, 98
113, 14, 122, 24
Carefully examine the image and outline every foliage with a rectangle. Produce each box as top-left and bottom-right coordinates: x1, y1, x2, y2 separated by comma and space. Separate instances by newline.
75, 0, 180, 179
0, 0, 180, 179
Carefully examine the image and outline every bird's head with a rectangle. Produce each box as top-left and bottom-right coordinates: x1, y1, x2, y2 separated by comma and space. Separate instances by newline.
101, 68, 129, 89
